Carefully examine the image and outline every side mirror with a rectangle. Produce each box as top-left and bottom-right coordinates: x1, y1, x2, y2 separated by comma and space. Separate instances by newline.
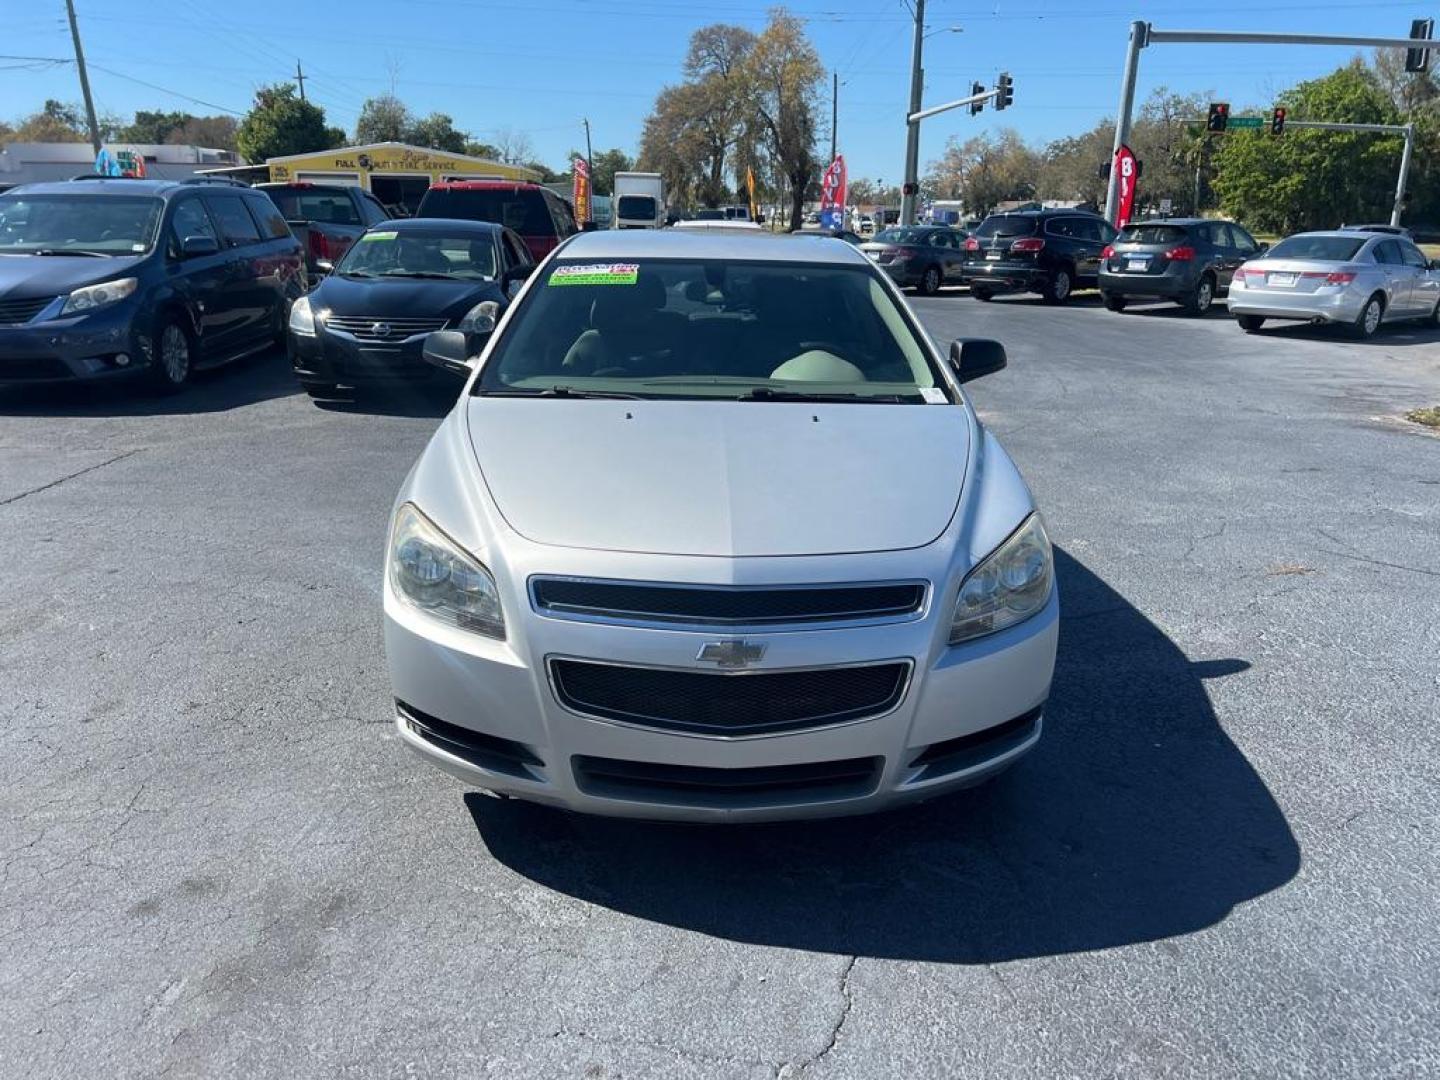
1257, 242, 1270, 254
581, 220, 600, 232
949, 338, 1007, 383
422, 329, 478, 376
181, 234, 219, 257
502, 263, 534, 290
1430, 259, 1440, 271
314, 258, 334, 276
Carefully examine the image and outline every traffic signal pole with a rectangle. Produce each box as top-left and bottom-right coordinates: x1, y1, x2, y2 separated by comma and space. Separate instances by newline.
900, 0, 926, 226
1104, 22, 1436, 225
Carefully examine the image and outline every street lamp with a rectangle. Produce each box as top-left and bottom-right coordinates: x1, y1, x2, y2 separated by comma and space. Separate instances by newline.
923, 24, 963, 40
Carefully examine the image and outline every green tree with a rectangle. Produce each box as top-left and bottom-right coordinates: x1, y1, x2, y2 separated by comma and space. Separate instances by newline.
10, 100, 88, 143
120, 110, 193, 144
236, 83, 344, 164
589, 148, 634, 196
927, 129, 1039, 216
408, 112, 467, 154
355, 95, 410, 144
1211, 61, 1402, 232
465, 140, 501, 160
169, 115, 238, 150
743, 9, 824, 229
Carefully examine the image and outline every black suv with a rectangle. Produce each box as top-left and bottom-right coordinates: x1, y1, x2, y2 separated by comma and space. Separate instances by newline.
0, 177, 303, 393
962, 208, 1117, 303
1099, 218, 1264, 315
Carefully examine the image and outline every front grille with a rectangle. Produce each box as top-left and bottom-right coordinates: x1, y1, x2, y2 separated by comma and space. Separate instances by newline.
531, 578, 925, 628
572, 754, 882, 808
0, 295, 57, 325
549, 659, 911, 736
323, 315, 448, 341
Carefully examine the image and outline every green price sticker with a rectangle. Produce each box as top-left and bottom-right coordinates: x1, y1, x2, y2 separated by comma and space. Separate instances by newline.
550, 263, 640, 286
361, 231, 398, 242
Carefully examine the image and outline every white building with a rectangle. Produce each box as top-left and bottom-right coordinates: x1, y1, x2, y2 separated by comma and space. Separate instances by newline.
0, 142, 242, 192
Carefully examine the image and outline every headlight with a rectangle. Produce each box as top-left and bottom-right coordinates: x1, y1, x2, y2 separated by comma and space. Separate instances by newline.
60, 277, 138, 315
458, 299, 499, 335
288, 295, 317, 337
388, 503, 504, 639
949, 513, 1053, 645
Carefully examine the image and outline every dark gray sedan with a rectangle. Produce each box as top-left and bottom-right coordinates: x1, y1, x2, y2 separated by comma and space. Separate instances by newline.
1099, 218, 1264, 315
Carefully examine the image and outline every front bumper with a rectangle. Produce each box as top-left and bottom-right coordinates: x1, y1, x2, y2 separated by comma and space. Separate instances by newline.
1227, 284, 1365, 324
385, 576, 1058, 823
289, 325, 445, 386
0, 299, 146, 385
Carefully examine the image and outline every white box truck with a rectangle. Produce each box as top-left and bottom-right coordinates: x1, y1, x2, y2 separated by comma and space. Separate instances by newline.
612, 172, 665, 229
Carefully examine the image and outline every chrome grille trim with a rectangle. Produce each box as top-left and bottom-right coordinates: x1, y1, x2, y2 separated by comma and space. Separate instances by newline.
322, 315, 449, 341
529, 576, 929, 630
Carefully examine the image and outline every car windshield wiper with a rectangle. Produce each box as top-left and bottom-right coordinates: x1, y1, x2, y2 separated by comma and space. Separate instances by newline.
478, 385, 644, 399
381, 270, 457, 279
22, 248, 112, 257
736, 387, 914, 403
340, 269, 376, 277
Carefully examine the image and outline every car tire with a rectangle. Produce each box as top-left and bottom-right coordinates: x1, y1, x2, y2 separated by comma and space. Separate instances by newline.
1351, 294, 1384, 340
918, 265, 942, 296
970, 286, 995, 302
1042, 267, 1073, 304
1237, 314, 1266, 332
300, 379, 339, 399
1102, 292, 1127, 312
1429, 299, 1440, 328
1182, 274, 1216, 316
147, 317, 193, 394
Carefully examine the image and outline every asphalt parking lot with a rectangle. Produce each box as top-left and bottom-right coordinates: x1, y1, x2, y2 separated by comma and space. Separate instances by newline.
2, 291, 1438, 1079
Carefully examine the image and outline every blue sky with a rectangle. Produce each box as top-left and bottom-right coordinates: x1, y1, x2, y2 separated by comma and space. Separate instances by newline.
3, 0, 1434, 184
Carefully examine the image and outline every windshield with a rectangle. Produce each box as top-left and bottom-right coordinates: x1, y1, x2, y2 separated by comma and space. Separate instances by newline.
1267, 235, 1367, 262
874, 228, 926, 244
263, 188, 361, 225
1118, 224, 1189, 245
616, 195, 658, 220
476, 258, 947, 402
975, 215, 1038, 239
694, 209, 726, 220
0, 194, 163, 254
336, 229, 497, 279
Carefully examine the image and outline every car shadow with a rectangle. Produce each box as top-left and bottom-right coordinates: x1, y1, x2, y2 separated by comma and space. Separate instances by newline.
1251, 319, 1440, 347
972, 292, 1104, 309
308, 380, 460, 419
0, 347, 301, 417
466, 548, 1300, 964
1112, 301, 1232, 320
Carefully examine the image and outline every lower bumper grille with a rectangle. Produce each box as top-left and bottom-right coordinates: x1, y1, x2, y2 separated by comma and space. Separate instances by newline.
549, 659, 911, 736
908, 705, 1043, 782
0, 356, 71, 381
572, 754, 882, 808
397, 701, 543, 779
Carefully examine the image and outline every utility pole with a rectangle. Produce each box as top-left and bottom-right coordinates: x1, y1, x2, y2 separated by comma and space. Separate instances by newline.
64, 0, 102, 156
900, 0, 925, 225
831, 71, 839, 162
294, 60, 307, 101
582, 117, 594, 193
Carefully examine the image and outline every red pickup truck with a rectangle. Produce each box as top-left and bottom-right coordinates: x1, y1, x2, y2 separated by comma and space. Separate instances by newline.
256, 182, 391, 281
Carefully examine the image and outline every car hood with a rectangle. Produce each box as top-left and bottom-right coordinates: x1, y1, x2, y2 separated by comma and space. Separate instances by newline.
466, 399, 969, 557
0, 253, 146, 300
312, 273, 501, 318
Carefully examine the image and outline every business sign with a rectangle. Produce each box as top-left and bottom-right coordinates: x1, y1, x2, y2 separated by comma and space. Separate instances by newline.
746, 166, 759, 223
95, 147, 146, 178
573, 157, 591, 224
819, 154, 847, 230
1113, 144, 1138, 228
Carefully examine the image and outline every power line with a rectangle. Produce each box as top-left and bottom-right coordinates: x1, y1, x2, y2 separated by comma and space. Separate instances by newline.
84, 62, 244, 115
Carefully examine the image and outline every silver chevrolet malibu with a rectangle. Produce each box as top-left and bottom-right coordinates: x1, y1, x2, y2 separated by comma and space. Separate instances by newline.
1227, 229, 1440, 338
384, 229, 1057, 821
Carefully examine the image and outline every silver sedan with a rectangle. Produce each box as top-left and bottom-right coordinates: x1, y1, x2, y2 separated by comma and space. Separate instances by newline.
384, 229, 1057, 822
1227, 230, 1440, 338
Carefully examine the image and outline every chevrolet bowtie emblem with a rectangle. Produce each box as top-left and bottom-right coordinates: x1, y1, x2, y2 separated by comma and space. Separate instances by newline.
696, 639, 767, 668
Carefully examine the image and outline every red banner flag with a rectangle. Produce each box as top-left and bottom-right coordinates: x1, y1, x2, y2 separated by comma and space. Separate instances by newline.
1113, 144, 1138, 228
572, 157, 591, 225
819, 154, 847, 230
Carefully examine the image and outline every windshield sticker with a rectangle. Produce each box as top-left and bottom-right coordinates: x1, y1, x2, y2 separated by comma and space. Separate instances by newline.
361, 231, 398, 242
550, 263, 640, 286
921, 387, 948, 404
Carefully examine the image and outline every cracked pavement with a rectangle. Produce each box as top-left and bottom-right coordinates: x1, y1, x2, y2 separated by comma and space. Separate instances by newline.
1, 293, 1438, 1078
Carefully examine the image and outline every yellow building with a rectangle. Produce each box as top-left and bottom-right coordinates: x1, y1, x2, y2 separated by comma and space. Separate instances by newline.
255, 142, 540, 214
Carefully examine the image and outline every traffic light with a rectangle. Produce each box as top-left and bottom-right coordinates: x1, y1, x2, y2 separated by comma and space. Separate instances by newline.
1271, 107, 1287, 136
995, 72, 1014, 111
969, 81, 985, 116
1407, 18, 1434, 73
1207, 102, 1230, 133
